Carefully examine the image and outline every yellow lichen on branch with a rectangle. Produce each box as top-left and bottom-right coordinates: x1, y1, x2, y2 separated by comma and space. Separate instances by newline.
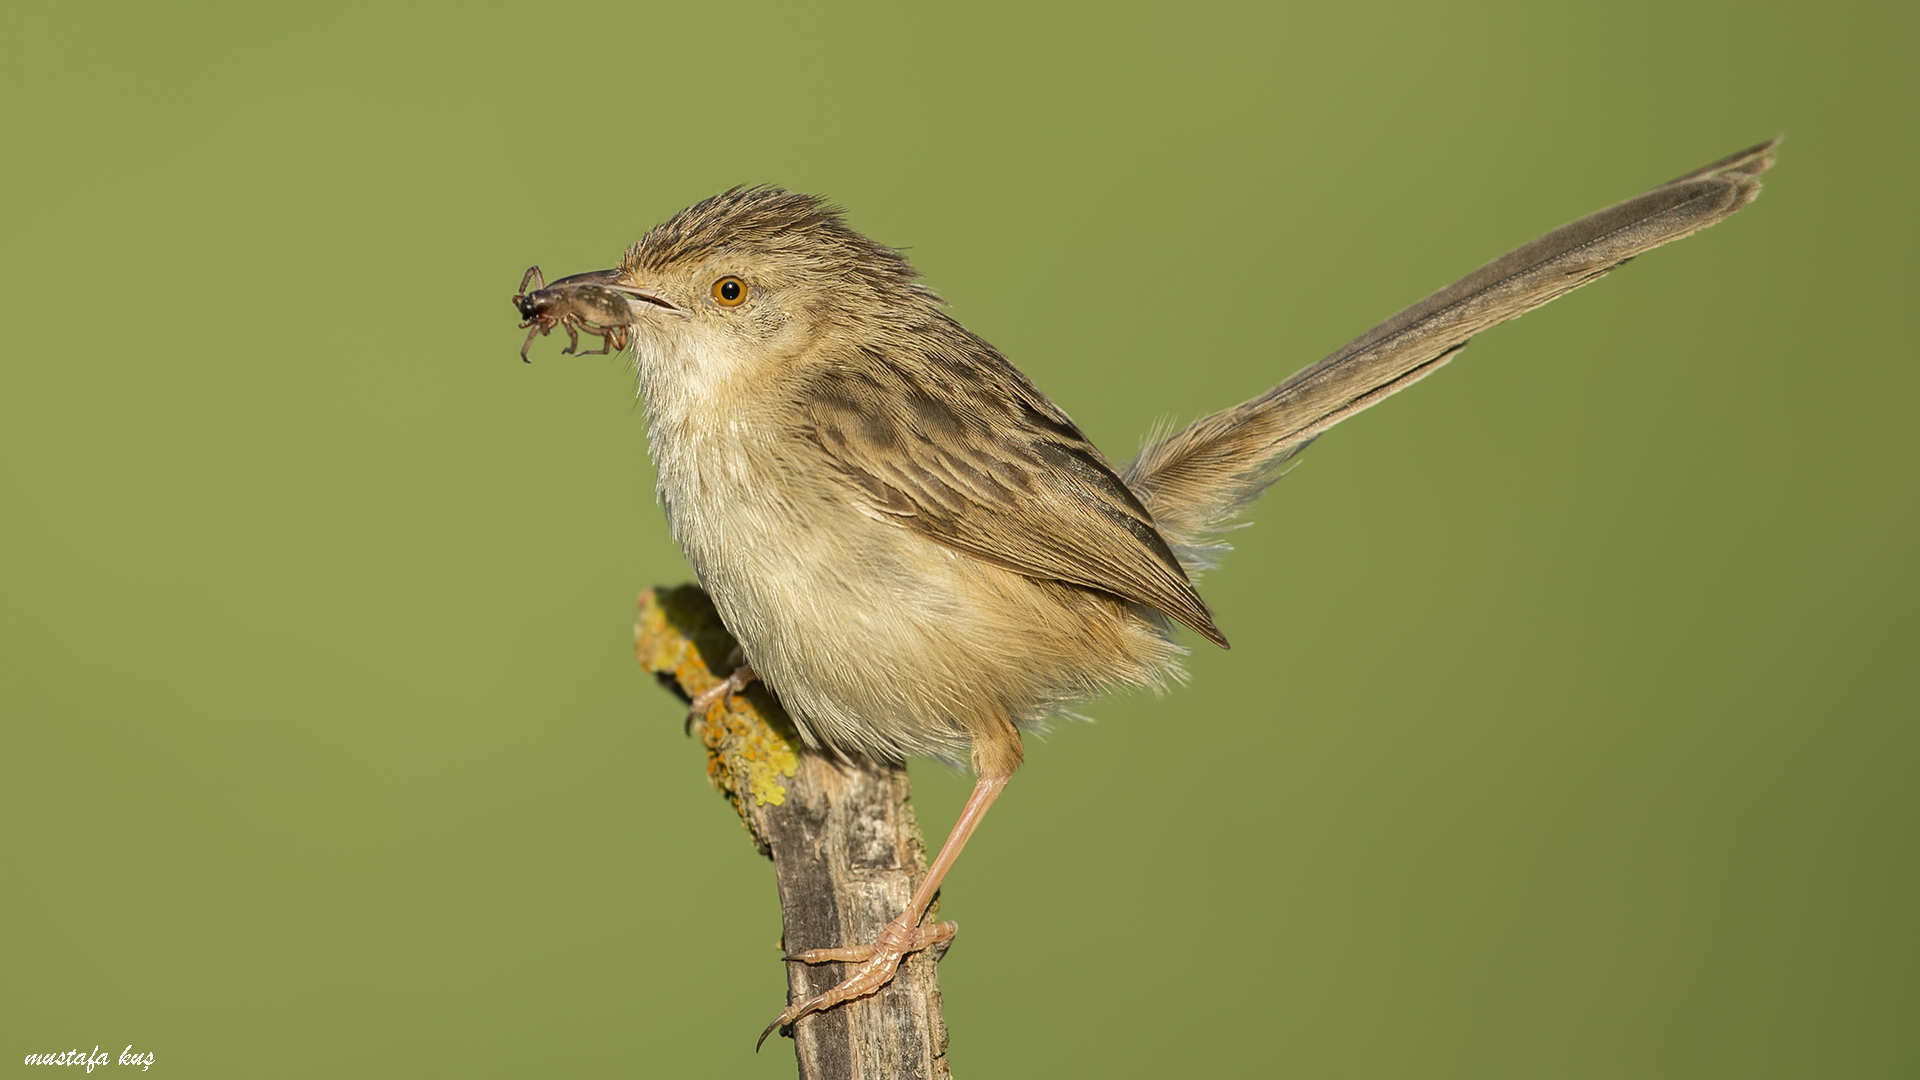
634, 586, 802, 853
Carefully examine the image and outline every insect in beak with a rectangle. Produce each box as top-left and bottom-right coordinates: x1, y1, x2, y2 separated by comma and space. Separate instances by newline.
510, 266, 651, 362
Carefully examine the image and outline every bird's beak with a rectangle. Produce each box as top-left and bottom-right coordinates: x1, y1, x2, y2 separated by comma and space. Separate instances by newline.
606, 281, 686, 317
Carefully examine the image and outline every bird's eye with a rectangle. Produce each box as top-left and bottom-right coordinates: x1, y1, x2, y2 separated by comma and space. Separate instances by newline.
712, 277, 748, 306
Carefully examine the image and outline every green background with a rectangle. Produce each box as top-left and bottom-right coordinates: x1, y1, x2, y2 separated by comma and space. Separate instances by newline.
4, 0, 1914, 1076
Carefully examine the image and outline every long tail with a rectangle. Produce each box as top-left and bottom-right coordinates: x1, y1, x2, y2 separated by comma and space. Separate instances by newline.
1123, 139, 1777, 570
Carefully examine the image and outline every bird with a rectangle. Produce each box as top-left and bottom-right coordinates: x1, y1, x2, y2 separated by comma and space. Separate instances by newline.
524, 139, 1775, 1045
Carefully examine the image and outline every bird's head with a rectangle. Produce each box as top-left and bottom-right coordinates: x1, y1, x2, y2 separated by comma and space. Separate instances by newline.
604, 187, 943, 394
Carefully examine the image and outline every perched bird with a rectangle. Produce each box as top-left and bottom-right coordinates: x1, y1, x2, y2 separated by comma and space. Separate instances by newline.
528, 140, 1775, 1044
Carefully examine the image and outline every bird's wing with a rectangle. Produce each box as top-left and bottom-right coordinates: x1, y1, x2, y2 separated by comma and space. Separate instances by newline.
800, 333, 1228, 647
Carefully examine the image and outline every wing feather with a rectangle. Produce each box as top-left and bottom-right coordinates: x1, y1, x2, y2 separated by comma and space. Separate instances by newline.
801, 329, 1229, 647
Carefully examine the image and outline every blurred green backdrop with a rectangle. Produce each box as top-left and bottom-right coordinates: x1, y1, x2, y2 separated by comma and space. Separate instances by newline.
3, 1, 1913, 1076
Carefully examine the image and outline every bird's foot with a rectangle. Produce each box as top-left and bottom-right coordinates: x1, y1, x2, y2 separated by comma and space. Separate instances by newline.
756, 914, 956, 1050
685, 648, 756, 733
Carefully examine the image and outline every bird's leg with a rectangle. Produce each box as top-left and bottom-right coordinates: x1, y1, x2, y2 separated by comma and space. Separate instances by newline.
686, 646, 756, 733
758, 761, 1014, 1049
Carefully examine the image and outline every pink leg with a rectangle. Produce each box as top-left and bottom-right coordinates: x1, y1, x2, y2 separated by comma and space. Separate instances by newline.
758, 768, 1012, 1049
686, 647, 756, 733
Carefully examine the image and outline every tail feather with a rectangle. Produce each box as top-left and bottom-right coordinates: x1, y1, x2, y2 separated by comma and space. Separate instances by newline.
1124, 139, 1777, 568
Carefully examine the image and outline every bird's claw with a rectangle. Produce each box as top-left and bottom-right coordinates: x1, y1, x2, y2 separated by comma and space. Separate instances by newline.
685, 649, 756, 734
755, 918, 957, 1050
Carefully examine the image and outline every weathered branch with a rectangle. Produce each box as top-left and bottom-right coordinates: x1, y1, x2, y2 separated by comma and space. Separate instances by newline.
635, 586, 952, 1080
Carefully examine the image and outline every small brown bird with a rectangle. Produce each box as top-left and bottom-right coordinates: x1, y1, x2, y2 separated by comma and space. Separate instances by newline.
531, 140, 1775, 1044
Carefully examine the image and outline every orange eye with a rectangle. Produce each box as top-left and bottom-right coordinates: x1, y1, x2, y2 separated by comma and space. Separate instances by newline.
712, 276, 748, 306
